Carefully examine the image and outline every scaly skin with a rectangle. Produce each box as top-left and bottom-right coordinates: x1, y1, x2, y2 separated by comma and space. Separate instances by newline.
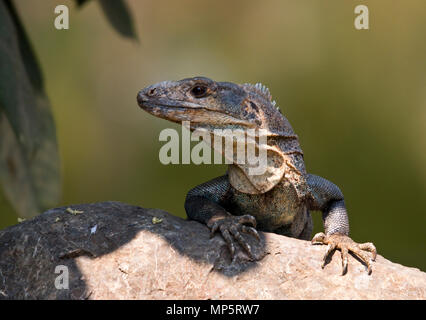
137, 76, 376, 274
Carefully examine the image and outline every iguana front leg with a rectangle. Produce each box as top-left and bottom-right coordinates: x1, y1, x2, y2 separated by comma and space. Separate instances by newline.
307, 174, 377, 275
184, 176, 260, 260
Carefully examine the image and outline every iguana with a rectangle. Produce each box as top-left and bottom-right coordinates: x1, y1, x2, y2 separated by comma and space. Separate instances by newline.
137, 76, 377, 275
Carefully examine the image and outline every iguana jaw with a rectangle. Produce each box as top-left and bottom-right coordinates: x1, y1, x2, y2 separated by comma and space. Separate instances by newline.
137, 86, 255, 129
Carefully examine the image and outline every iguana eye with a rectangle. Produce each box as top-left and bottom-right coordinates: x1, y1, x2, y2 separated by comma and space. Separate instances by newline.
190, 85, 208, 98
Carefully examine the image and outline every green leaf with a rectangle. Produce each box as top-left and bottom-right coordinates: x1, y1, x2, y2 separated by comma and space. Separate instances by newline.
75, 0, 91, 7
0, 1, 61, 218
99, 0, 137, 39
4, 0, 44, 94
74, 0, 137, 40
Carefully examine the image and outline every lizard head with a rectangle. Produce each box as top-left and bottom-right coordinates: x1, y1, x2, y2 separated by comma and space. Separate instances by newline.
137, 76, 299, 136
137, 77, 304, 194
138, 76, 260, 131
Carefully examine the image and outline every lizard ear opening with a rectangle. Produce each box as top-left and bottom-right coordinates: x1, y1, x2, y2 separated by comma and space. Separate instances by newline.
227, 145, 287, 195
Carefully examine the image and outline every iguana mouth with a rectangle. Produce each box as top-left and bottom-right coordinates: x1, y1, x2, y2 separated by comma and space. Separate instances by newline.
138, 95, 254, 128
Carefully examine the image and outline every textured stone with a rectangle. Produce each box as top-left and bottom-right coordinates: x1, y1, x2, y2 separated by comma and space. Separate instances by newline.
0, 202, 424, 299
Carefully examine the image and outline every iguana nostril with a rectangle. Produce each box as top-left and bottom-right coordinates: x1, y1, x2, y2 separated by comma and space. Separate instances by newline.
137, 90, 148, 106
137, 87, 158, 106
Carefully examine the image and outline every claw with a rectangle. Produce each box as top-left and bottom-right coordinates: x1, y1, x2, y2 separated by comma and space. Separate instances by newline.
220, 228, 235, 258
238, 215, 257, 228
208, 214, 259, 260
322, 243, 336, 268
341, 247, 348, 275
311, 233, 377, 275
241, 225, 260, 241
210, 221, 220, 238
351, 249, 373, 274
229, 225, 254, 259
359, 242, 377, 261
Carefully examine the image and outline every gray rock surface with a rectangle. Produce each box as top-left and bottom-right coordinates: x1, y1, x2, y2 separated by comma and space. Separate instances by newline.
0, 202, 425, 299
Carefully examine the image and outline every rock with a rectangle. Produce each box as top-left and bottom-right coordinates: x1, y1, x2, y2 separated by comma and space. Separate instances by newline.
0, 202, 424, 299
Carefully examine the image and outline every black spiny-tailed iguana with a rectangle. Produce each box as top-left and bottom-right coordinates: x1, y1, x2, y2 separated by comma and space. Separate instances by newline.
137, 76, 377, 275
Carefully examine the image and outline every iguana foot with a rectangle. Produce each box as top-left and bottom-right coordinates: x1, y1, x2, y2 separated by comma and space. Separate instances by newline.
311, 232, 377, 275
208, 215, 260, 260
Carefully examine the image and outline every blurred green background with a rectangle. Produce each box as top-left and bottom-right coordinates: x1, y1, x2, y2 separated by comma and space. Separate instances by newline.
1, 0, 425, 270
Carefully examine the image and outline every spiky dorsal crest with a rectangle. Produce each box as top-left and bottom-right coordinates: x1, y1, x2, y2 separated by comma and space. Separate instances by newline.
243, 82, 272, 100
243, 82, 280, 112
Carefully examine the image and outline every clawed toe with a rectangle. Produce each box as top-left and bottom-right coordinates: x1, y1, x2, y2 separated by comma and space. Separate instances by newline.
229, 225, 254, 259
321, 243, 336, 269
311, 232, 326, 245
209, 215, 260, 260
238, 215, 257, 228
241, 225, 260, 241
359, 242, 377, 261
348, 245, 374, 274
312, 233, 376, 275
